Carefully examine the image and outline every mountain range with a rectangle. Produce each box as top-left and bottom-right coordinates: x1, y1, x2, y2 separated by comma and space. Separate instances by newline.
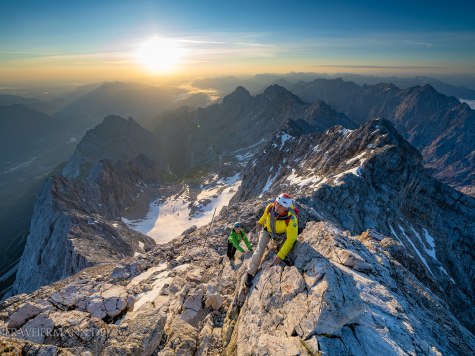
275, 79, 474, 196
0, 112, 473, 354
153, 85, 356, 174
192, 73, 475, 99
0, 76, 474, 354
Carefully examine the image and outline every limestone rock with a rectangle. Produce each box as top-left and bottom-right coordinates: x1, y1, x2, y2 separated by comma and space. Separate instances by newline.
205, 293, 224, 311
159, 318, 199, 355
14, 313, 54, 344
7, 301, 52, 329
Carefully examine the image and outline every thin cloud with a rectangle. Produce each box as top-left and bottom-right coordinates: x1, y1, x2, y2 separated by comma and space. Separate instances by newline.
180, 40, 226, 45
233, 42, 274, 47
317, 64, 442, 69
1, 51, 62, 55
402, 40, 433, 48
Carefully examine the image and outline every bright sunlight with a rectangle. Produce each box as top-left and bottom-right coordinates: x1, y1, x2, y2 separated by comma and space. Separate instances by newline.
136, 37, 185, 73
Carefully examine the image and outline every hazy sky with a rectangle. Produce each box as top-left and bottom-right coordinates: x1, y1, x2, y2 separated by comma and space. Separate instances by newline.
1, 0, 475, 84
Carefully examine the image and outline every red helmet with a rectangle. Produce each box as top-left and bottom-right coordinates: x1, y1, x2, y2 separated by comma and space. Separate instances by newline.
275, 193, 293, 208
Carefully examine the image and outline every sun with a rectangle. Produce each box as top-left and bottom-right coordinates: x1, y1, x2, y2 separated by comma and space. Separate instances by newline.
136, 36, 184, 73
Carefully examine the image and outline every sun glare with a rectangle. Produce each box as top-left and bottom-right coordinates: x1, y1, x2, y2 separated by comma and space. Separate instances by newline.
136, 37, 184, 73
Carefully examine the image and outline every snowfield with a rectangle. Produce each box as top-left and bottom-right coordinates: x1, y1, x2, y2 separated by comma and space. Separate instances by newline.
122, 173, 241, 243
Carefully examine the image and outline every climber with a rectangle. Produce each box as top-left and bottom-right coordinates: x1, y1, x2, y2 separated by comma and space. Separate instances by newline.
244, 193, 298, 288
227, 222, 253, 264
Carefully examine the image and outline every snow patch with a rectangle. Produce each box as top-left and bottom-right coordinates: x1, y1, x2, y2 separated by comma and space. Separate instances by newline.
280, 132, 293, 149
339, 128, 353, 136
123, 175, 241, 244
333, 166, 363, 183
259, 173, 278, 197
422, 228, 437, 260
389, 225, 406, 247
286, 168, 320, 187
346, 152, 367, 165
459, 98, 475, 109
273, 132, 294, 150
132, 273, 174, 312
127, 264, 168, 288
222, 172, 240, 185
398, 225, 435, 277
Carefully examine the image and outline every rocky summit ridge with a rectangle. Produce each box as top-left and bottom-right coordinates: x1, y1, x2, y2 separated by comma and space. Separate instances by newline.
0, 116, 474, 355
281, 78, 475, 196
233, 118, 474, 334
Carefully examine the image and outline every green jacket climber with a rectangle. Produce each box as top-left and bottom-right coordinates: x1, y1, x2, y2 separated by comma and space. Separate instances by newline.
228, 225, 252, 253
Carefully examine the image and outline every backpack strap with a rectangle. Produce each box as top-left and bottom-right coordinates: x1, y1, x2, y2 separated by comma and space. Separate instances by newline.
273, 207, 297, 226
269, 205, 277, 239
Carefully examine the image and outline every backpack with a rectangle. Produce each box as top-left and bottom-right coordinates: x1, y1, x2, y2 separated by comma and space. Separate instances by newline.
283, 204, 299, 226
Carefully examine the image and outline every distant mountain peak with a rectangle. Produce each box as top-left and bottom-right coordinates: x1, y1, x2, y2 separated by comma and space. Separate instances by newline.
222, 86, 252, 105
229, 85, 251, 97
102, 114, 140, 127
234, 85, 250, 94
263, 83, 293, 95
260, 84, 305, 104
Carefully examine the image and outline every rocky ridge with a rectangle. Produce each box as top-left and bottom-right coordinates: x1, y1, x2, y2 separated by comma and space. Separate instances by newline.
0, 118, 474, 355
280, 78, 475, 196
62, 115, 162, 179
10, 154, 159, 297
154, 85, 357, 174
233, 118, 474, 333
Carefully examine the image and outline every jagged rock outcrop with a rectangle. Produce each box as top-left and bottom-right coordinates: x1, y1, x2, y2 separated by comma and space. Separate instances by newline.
280, 78, 475, 196
233, 118, 475, 333
10, 155, 159, 296
154, 85, 357, 173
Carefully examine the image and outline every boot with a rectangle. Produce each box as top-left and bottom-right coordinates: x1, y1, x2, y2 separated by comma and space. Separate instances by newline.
244, 272, 254, 288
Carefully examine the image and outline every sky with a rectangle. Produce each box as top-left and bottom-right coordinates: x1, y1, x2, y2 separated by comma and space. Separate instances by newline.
1, 0, 475, 85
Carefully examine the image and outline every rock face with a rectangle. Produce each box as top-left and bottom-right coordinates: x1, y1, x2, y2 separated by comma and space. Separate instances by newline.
1, 116, 474, 355
9, 115, 163, 297
11, 154, 158, 296
229, 220, 475, 355
154, 85, 357, 173
1, 200, 474, 355
233, 118, 475, 334
281, 78, 475, 196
